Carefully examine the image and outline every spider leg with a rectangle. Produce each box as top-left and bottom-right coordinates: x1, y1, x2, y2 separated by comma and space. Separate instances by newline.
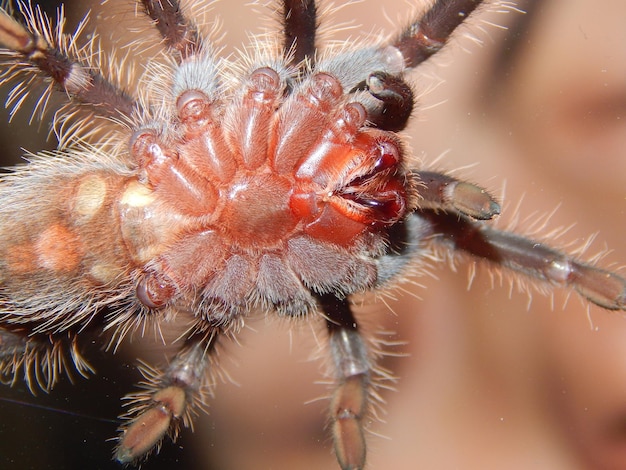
343, 0, 485, 130
415, 170, 501, 220
139, 0, 201, 60
318, 293, 371, 470
350, 71, 414, 132
0, 328, 92, 393
374, 168, 501, 292
391, 0, 483, 68
419, 210, 626, 310
282, 0, 317, 68
114, 330, 218, 464
0, 5, 136, 121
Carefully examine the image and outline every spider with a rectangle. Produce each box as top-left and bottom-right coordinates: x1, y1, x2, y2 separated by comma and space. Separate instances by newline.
0, 0, 624, 469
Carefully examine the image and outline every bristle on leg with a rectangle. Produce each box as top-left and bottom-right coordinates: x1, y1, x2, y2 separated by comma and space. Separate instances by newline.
115, 339, 214, 463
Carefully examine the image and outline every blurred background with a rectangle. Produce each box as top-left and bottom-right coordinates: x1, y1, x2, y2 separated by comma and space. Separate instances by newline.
0, 0, 625, 469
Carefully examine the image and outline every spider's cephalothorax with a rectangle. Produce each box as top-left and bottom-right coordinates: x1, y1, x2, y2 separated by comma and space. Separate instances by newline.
0, 1, 624, 469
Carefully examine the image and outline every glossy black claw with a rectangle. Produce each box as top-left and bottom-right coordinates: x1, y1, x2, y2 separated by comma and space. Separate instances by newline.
356, 72, 415, 132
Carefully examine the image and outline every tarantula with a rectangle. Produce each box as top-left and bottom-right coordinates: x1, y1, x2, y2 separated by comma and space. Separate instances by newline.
0, 0, 623, 468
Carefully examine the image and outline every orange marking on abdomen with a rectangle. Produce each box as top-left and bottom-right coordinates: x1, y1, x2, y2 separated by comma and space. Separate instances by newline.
5, 243, 38, 274
35, 223, 84, 272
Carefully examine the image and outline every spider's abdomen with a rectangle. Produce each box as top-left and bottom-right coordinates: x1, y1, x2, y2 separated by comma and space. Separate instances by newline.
127, 67, 413, 317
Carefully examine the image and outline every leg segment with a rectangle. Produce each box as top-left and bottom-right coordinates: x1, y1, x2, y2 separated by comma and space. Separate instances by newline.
0, 328, 92, 393
343, 1, 485, 130
415, 170, 501, 220
391, 0, 483, 68
419, 210, 626, 310
139, 0, 201, 60
115, 331, 218, 464
318, 293, 371, 470
350, 72, 415, 131
282, 0, 317, 68
0, 5, 136, 120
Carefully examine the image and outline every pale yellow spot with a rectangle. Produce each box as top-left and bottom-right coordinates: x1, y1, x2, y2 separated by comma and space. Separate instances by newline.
35, 224, 84, 272
73, 174, 107, 220
89, 263, 123, 284
120, 181, 155, 208
135, 245, 165, 264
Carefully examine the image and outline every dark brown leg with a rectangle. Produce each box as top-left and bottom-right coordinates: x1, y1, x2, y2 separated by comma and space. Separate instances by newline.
0, 5, 136, 120
420, 210, 626, 310
139, 0, 201, 60
415, 170, 501, 220
392, 0, 483, 68
115, 329, 219, 464
318, 293, 371, 470
351, 72, 415, 132
282, 0, 317, 68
